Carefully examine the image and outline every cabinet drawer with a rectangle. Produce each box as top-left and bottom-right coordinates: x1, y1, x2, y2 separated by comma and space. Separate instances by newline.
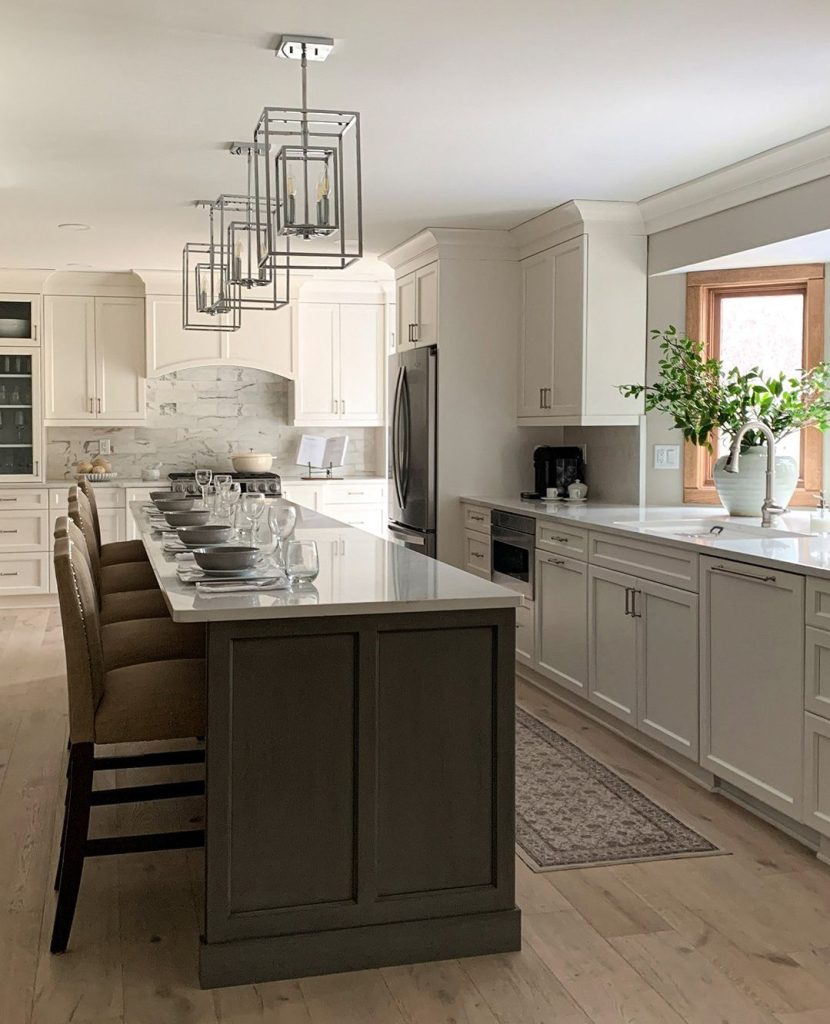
464, 529, 491, 579
323, 481, 386, 505
806, 577, 830, 630
463, 504, 491, 534
0, 488, 49, 510
804, 712, 830, 838
0, 511, 48, 551
805, 626, 830, 720
589, 531, 698, 591
0, 552, 49, 595
537, 521, 587, 560
323, 503, 385, 536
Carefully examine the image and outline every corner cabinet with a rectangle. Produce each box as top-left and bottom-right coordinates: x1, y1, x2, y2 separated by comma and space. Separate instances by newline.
291, 302, 384, 426
145, 294, 295, 379
516, 226, 646, 426
44, 295, 146, 425
700, 556, 804, 818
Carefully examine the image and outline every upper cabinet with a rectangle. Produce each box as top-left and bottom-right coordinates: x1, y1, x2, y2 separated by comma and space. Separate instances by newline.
44, 294, 145, 425
291, 301, 384, 426
0, 294, 40, 346
395, 262, 439, 351
145, 293, 295, 379
514, 202, 647, 426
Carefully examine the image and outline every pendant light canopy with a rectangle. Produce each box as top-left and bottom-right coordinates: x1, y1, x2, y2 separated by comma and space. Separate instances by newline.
253, 35, 363, 271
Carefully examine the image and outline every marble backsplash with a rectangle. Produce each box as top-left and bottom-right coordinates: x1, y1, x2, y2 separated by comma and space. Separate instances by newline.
46, 366, 384, 480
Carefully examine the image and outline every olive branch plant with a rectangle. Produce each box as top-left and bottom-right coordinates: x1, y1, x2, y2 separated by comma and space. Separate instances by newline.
619, 325, 830, 453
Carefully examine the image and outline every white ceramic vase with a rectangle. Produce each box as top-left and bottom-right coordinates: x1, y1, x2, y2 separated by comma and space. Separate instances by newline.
712, 445, 798, 516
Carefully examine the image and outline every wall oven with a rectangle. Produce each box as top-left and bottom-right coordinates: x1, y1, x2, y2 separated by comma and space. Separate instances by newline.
490, 509, 535, 599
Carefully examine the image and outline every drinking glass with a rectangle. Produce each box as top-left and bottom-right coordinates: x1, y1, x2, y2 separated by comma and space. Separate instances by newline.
195, 468, 213, 507
284, 540, 319, 585
224, 481, 242, 526
268, 504, 297, 565
214, 473, 232, 492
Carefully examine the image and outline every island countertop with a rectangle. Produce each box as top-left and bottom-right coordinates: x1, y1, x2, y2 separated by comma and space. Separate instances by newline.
132, 501, 519, 623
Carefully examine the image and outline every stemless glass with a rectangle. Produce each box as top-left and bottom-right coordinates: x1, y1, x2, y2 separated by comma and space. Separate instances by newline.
195, 468, 213, 507
284, 540, 319, 585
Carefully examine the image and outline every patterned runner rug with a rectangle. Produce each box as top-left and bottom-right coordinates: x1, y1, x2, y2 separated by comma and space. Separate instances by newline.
516, 708, 722, 871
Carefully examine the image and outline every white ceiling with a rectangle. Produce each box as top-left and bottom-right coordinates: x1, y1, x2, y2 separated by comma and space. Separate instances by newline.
3, 0, 830, 271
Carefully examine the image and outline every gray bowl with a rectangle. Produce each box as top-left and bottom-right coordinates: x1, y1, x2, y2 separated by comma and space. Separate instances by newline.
164, 509, 210, 528
150, 489, 181, 501
177, 524, 234, 547
191, 546, 260, 571
155, 497, 197, 512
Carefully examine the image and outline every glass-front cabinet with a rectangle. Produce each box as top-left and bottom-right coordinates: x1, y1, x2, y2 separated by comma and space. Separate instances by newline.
0, 294, 40, 345
0, 350, 42, 481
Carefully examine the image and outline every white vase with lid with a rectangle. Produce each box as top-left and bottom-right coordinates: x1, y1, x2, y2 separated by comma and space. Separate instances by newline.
712, 444, 798, 516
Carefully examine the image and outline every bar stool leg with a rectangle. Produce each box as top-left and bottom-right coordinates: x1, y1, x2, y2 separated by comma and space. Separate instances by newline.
50, 742, 93, 953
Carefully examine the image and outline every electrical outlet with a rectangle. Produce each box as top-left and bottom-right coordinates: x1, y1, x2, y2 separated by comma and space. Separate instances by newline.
654, 444, 680, 470
99, 439, 112, 456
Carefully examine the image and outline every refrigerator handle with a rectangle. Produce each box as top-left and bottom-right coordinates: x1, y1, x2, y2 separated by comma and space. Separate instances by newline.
391, 366, 404, 509
400, 366, 412, 508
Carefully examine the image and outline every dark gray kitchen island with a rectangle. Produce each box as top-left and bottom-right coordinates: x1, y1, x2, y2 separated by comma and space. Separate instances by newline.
133, 502, 521, 987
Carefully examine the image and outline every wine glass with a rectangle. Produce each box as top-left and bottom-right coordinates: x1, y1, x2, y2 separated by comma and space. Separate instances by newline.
195, 468, 213, 508
224, 481, 242, 528
213, 473, 232, 492
268, 504, 297, 566
240, 492, 266, 544
284, 540, 319, 585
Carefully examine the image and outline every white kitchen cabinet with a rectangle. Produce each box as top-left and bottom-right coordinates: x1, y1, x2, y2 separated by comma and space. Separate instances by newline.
637, 578, 699, 760
516, 597, 534, 667
0, 349, 43, 482
588, 565, 638, 724
324, 503, 385, 537
516, 223, 646, 426
463, 529, 491, 579
518, 238, 584, 419
536, 552, 588, 696
0, 552, 48, 596
0, 294, 40, 346
145, 294, 295, 378
396, 262, 438, 350
280, 482, 324, 511
700, 556, 804, 818
44, 295, 145, 424
292, 303, 384, 426
98, 506, 126, 545
804, 712, 830, 839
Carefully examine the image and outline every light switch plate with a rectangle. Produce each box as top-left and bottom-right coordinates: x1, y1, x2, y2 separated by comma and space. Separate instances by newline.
654, 444, 680, 470
99, 439, 112, 456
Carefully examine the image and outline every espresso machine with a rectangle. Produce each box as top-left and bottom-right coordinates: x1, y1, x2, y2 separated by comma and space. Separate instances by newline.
521, 445, 586, 500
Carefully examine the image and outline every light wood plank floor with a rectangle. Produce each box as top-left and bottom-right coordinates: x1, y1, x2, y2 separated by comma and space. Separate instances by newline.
1, 608, 829, 1024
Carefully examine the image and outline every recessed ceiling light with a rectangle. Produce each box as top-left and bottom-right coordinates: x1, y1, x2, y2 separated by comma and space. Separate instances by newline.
57, 222, 91, 231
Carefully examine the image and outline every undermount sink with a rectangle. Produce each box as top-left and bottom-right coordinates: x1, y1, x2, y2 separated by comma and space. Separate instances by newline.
613, 518, 807, 540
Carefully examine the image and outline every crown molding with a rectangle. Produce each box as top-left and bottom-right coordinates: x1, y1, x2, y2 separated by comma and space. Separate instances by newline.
639, 125, 830, 235
380, 228, 516, 275
510, 200, 644, 260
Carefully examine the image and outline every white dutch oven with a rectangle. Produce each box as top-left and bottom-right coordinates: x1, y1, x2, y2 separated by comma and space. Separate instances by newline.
230, 451, 274, 473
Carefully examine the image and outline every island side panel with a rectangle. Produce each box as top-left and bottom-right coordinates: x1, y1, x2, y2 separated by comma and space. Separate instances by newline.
201, 608, 519, 987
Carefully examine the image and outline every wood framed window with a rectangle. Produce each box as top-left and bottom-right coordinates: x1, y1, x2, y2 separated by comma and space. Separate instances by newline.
684, 264, 825, 506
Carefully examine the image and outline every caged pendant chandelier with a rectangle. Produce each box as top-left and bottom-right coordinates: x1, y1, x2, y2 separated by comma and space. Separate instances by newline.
253, 35, 363, 271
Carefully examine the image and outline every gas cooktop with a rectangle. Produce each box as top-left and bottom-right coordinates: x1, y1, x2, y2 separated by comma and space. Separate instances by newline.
168, 470, 281, 495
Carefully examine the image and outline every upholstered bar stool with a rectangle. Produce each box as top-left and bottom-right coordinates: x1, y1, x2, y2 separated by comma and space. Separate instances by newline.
54, 518, 169, 624
51, 532, 207, 954
77, 479, 148, 566
69, 491, 158, 596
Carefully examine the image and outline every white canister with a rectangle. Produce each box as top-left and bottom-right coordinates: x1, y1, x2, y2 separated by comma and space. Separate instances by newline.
567, 479, 588, 500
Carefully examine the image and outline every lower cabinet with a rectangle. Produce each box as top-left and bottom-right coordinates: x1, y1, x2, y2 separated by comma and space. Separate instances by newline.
587, 565, 699, 755
804, 712, 830, 838
515, 596, 534, 667
0, 552, 49, 595
463, 528, 491, 579
588, 566, 638, 724
700, 556, 804, 819
536, 552, 588, 696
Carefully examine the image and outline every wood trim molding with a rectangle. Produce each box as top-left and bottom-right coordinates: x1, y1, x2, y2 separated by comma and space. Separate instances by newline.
684, 264, 825, 507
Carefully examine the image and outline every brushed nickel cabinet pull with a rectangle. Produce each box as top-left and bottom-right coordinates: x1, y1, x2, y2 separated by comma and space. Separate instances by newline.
624, 586, 632, 616
97, 397, 102, 414
711, 564, 776, 584
0, 571, 19, 577
0, 497, 17, 502
0, 529, 19, 534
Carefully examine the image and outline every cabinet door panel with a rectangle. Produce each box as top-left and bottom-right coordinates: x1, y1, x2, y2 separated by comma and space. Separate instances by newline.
518, 252, 553, 417
145, 294, 224, 374
95, 297, 145, 421
226, 303, 295, 378
396, 273, 417, 351
804, 712, 830, 838
536, 553, 587, 696
550, 236, 585, 416
701, 556, 804, 817
588, 565, 637, 724
294, 304, 339, 423
44, 296, 96, 420
415, 263, 439, 347
338, 304, 383, 423
0, 293, 39, 345
98, 507, 126, 546
637, 580, 699, 760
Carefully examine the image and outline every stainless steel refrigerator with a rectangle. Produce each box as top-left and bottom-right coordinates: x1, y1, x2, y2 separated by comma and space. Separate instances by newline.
388, 345, 437, 557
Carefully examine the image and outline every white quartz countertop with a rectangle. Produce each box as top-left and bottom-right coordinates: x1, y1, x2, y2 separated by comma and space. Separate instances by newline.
133, 501, 518, 623
462, 496, 830, 581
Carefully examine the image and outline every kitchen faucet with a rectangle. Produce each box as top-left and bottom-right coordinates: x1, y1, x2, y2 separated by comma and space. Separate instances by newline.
723, 420, 785, 527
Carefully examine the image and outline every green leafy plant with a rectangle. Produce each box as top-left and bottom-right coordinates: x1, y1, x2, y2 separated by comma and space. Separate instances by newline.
619, 325, 830, 452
